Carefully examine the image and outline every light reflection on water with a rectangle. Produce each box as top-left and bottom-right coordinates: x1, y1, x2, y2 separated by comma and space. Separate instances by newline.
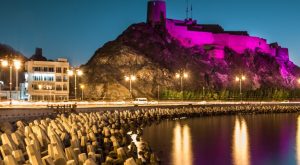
172, 123, 192, 165
232, 117, 250, 165
142, 114, 299, 165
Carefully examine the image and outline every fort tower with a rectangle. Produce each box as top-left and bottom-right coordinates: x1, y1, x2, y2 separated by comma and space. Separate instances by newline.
147, 0, 166, 26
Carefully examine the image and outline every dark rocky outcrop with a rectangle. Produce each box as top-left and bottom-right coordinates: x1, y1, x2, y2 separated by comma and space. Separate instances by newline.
0, 43, 27, 61
82, 23, 300, 100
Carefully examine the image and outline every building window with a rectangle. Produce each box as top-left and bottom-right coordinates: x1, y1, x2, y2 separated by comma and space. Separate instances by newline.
33, 67, 42, 72
56, 95, 67, 101
44, 67, 48, 72
49, 67, 54, 72
56, 76, 62, 82
56, 85, 62, 91
63, 75, 68, 82
32, 84, 39, 90
63, 68, 68, 74
31, 95, 44, 101
33, 75, 54, 81
63, 84, 68, 91
33, 75, 42, 81
56, 67, 62, 73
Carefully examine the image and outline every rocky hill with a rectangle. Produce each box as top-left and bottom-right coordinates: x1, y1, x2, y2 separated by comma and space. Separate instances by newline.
0, 43, 27, 60
82, 23, 300, 100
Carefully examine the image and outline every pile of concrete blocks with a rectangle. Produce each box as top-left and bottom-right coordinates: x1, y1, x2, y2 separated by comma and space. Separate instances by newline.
0, 109, 163, 165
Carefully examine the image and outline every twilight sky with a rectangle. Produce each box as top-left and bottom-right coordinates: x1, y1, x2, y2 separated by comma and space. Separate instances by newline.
0, 0, 299, 66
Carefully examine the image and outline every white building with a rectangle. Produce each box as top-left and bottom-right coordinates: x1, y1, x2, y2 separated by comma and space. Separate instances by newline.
24, 58, 70, 101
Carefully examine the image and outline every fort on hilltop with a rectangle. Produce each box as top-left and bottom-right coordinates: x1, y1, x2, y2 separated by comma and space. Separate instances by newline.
147, 0, 289, 60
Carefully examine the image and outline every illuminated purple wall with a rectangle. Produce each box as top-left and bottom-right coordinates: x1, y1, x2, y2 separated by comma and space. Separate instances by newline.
147, 0, 290, 62
165, 19, 281, 58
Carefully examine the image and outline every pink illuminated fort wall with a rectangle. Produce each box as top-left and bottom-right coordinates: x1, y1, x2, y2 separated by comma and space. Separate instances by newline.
166, 19, 279, 59
147, 0, 289, 60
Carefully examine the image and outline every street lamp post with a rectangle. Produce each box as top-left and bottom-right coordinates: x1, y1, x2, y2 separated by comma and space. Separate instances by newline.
9, 65, 12, 102
0, 81, 3, 102
175, 70, 188, 101
68, 69, 83, 100
14, 60, 21, 91
80, 84, 85, 100
157, 84, 160, 102
125, 75, 136, 99
14, 60, 21, 100
1, 59, 21, 104
202, 86, 205, 100
235, 75, 246, 101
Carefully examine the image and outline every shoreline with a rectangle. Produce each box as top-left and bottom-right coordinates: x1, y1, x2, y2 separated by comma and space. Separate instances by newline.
1, 104, 300, 164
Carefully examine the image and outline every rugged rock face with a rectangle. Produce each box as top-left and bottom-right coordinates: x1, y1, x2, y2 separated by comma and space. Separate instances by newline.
82, 23, 300, 100
0, 43, 27, 60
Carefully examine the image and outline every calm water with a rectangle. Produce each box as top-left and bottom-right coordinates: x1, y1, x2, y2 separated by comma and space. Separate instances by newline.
142, 113, 300, 165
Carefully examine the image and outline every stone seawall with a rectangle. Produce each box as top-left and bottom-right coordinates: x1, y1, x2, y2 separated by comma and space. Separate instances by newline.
1, 104, 300, 164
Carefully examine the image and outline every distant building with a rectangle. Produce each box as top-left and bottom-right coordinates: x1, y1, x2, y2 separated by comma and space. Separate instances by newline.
24, 58, 70, 101
30, 48, 47, 61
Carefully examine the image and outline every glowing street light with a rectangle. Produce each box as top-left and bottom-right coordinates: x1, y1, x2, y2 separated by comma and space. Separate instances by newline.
77, 70, 83, 76
125, 75, 136, 98
1, 58, 22, 104
235, 75, 246, 101
1, 60, 8, 67
68, 68, 83, 100
13, 60, 21, 92
175, 70, 189, 101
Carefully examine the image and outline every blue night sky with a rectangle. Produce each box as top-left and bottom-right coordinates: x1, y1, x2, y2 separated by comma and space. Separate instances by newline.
0, 0, 299, 66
